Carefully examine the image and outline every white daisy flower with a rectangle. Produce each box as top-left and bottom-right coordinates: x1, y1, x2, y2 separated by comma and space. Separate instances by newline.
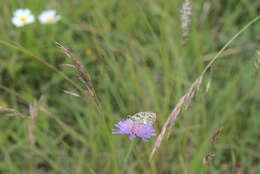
12, 9, 35, 27
38, 10, 61, 24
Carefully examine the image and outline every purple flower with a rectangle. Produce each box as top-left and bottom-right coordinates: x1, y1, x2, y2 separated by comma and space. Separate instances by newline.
112, 119, 156, 142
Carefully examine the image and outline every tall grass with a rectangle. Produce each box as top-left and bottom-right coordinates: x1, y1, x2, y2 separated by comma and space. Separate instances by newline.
0, 0, 260, 173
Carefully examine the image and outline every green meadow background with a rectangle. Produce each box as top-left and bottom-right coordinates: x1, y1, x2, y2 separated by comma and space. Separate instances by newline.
0, 0, 260, 173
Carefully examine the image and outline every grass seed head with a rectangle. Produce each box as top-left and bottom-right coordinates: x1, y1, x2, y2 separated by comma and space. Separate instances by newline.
203, 153, 215, 165
180, 0, 192, 43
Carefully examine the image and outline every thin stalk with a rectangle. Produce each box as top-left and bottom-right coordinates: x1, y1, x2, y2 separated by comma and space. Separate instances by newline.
0, 39, 120, 173
0, 39, 89, 101
202, 16, 260, 75
122, 140, 137, 173
150, 15, 260, 159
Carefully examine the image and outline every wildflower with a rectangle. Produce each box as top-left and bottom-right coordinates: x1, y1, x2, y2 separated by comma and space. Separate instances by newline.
86, 48, 98, 61
112, 119, 156, 142
38, 10, 61, 24
86, 48, 93, 56
12, 9, 34, 27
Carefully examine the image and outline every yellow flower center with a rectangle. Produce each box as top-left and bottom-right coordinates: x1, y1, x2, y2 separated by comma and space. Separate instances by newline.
86, 49, 92, 56
46, 17, 54, 23
20, 17, 27, 23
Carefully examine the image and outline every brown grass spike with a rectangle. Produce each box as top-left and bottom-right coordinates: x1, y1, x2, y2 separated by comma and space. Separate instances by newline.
150, 75, 203, 159
28, 96, 43, 150
211, 127, 223, 149
0, 106, 27, 118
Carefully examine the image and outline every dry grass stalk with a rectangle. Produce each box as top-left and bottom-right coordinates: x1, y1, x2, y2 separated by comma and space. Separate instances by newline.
206, 80, 211, 92
77, 74, 86, 84
199, 2, 211, 22
60, 63, 76, 68
150, 116, 171, 159
211, 127, 223, 149
28, 96, 43, 150
64, 90, 81, 97
203, 127, 223, 165
85, 86, 94, 97
55, 42, 103, 112
253, 50, 260, 78
0, 106, 27, 118
55, 42, 93, 88
168, 75, 203, 136
203, 153, 215, 165
183, 76, 203, 109
150, 75, 203, 159
150, 16, 260, 159
166, 97, 184, 138
180, 0, 192, 44
55, 42, 94, 98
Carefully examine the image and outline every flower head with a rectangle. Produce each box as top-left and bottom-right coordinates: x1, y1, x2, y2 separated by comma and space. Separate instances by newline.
38, 10, 61, 24
12, 9, 35, 27
112, 119, 156, 142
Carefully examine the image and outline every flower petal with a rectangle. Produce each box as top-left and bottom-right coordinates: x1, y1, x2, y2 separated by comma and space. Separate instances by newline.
12, 17, 24, 27
112, 119, 156, 141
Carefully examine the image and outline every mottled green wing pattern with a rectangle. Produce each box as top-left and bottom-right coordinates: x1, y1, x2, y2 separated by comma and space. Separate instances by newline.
128, 112, 156, 125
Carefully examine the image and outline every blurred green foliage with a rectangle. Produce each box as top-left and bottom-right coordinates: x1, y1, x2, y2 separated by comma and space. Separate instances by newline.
0, 0, 260, 173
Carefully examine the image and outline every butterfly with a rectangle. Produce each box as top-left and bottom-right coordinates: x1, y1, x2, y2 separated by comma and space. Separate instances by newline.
127, 112, 156, 125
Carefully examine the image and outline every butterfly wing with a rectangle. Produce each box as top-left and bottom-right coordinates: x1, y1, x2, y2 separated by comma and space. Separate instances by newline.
129, 112, 156, 125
